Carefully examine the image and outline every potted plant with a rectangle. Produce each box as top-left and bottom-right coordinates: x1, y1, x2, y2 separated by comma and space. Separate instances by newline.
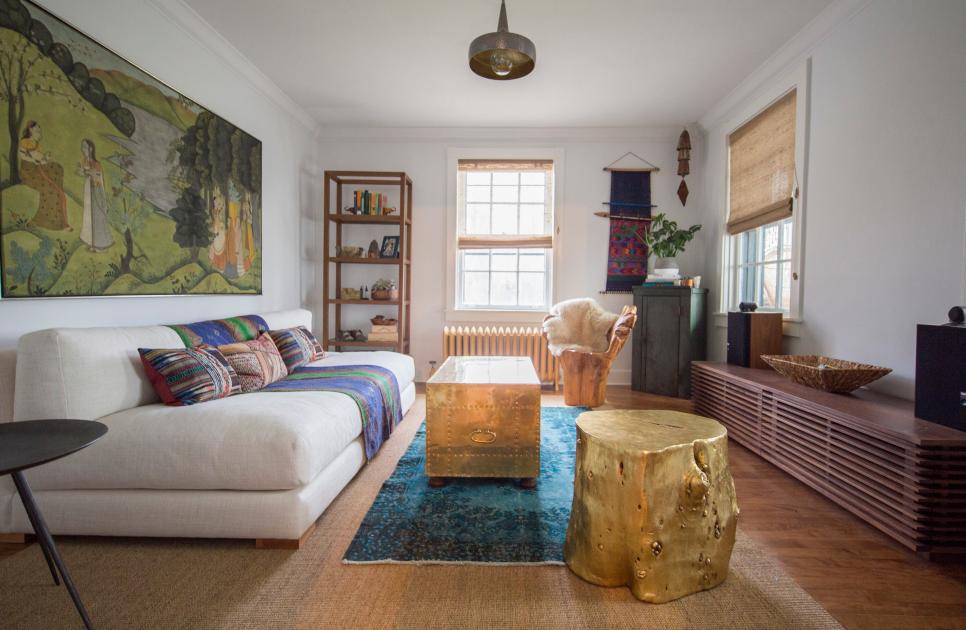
641, 213, 701, 278
371, 278, 399, 301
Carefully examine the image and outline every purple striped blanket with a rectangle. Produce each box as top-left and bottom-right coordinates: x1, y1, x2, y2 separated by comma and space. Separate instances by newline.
262, 365, 402, 460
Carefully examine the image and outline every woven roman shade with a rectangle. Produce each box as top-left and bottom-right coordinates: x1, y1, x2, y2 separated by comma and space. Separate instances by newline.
727, 90, 797, 235
458, 159, 553, 171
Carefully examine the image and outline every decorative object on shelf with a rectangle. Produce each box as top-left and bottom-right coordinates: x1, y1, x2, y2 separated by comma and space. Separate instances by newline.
340, 287, 361, 300
370, 315, 397, 326
0, 0, 262, 299
371, 279, 399, 301
676, 129, 691, 206
949, 305, 966, 325
564, 409, 737, 603
380, 236, 400, 258
382, 206, 397, 216
739, 301, 758, 312
468, 0, 535, 81
353, 190, 389, 215
336, 245, 364, 258
640, 212, 701, 281
760, 355, 891, 393
367, 239, 381, 258
601, 152, 658, 292
338, 329, 367, 342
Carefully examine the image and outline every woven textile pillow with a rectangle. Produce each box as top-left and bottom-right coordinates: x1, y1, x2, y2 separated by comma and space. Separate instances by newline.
139, 347, 241, 406
268, 326, 324, 373
216, 333, 288, 393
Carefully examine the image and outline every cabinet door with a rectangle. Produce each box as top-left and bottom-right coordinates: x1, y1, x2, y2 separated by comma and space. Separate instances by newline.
643, 296, 681, 396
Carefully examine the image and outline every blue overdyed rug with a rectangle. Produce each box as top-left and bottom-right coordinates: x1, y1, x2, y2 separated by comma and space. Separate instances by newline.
343, 406, 585, 565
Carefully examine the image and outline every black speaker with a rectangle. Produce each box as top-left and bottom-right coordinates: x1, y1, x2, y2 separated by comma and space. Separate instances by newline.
915, 323, 966, 431
727, 312, 783, 369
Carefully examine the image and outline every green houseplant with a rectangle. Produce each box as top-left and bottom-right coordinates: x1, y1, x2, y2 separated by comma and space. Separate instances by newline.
641, 213, 701, 277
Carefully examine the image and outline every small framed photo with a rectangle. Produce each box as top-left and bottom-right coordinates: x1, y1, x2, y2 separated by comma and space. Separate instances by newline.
381, 235, 400, 258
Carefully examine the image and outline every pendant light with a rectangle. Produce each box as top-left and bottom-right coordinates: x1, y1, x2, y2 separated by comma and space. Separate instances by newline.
468, 0, 536, 80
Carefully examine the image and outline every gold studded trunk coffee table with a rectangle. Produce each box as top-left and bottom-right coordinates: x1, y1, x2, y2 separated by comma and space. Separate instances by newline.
425, 356, 541, 488
564, 409, 738, 603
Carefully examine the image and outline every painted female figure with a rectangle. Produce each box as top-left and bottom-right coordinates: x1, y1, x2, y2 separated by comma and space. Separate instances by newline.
18, 121, 69, 231
78, 139, 113, 251
208, 191, 228, 272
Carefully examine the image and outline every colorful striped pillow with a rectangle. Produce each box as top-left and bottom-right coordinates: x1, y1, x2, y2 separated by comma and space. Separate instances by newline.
139, 347, 241, 406
268, 326, 324, 373
217, 333, 288, 392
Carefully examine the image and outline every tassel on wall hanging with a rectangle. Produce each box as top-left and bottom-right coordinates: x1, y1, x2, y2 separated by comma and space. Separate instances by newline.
677, 129, 691, 206
599, 152, 658, 292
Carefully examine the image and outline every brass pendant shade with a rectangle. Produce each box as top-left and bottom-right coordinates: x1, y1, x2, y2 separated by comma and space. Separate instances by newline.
468, 0, 535, 80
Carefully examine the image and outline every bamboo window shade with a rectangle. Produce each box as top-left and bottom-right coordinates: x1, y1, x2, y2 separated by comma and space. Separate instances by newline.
457, 159, 554, 250
727, 90, 797, 235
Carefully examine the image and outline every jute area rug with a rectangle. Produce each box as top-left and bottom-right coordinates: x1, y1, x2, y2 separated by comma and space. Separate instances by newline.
0, 403, 842, 630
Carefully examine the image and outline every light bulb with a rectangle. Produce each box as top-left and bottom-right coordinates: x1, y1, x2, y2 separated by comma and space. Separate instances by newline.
490, 51, 513, 77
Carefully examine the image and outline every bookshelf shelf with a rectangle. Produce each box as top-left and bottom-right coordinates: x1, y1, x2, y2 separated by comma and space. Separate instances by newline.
323, 171, 413, 354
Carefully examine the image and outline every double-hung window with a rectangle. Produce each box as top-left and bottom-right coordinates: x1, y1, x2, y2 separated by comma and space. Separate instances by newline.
725, 88, 800, 315
456, 159, 554, 311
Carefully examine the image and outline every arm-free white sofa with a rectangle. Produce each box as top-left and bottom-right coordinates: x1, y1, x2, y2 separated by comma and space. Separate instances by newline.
0, 308, 415, 548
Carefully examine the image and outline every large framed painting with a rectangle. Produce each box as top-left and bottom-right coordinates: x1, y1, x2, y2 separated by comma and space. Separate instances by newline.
0, 0, 262, 298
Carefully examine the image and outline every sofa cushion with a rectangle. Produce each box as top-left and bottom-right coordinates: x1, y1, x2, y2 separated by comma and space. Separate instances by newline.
269, 326, 324, 373
217, 333, 287, 392
23, 349, 416, 492
139, 347, 241, 405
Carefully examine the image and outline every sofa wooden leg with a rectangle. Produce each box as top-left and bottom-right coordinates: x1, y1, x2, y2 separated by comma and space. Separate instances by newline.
254, 521, 317, 550
0, 533, 32, 545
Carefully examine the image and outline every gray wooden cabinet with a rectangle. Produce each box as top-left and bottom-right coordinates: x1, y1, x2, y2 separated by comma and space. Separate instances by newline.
631, 287, 707, 398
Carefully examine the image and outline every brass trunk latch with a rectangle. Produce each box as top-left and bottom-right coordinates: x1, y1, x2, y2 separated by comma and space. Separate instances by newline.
469, 429, 497, 444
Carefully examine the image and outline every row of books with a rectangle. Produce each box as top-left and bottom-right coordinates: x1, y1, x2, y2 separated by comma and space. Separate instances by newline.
354, 190, 388, 215
641, 275, 701, 288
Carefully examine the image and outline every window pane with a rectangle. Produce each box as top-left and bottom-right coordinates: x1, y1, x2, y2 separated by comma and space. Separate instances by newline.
466, 171, 490, 186
466, 185, 491, 203
462, 251, 489, 271
781, 219, 793, 260
519, 250, 546, 272
491, 204, 518, 234
463, 271, 489, 305
492, 186, 519, 203
492, 172, 518, 185
520, 185, 544, 203
520, 172, 545, 186
490, 272, 517, 305
761, 263, 778, 309
518, 204, 544, 235
780, 262, 791, 311
491, 250, 518, 271
740, 230, 757, 265
739, 265, 756, 303
465, 203, 490, 234
763, 223, 779, 262
519, 272, 545, 306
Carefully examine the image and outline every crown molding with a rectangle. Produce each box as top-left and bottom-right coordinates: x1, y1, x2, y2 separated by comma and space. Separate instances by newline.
316, 126, 686, 144
698, 0, 873, 131
148, 0, 319, 134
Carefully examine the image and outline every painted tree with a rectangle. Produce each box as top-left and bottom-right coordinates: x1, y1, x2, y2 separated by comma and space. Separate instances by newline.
6, 236, 53, 296
169, 187, 210, 262
108, 184, 149, 276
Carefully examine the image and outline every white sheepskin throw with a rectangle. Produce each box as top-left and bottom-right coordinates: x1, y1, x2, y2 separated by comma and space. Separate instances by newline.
543, 298, 620, 356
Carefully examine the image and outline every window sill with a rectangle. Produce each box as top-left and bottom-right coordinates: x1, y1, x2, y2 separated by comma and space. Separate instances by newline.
446, 308, 547, 325
712, 312, 803, 338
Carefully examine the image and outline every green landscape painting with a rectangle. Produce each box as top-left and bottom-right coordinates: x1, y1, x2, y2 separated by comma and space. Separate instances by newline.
0, 0, 262, 298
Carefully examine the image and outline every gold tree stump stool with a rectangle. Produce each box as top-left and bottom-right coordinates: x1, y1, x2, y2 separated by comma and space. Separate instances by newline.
564, 410, 738, 603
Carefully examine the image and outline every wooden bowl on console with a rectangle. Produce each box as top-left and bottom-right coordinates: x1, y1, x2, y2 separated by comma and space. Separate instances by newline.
760, 355, 891, 393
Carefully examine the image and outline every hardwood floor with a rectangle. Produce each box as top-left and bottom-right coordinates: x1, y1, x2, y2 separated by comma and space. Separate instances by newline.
593, 386, 966, 630
2, 386, 964, 629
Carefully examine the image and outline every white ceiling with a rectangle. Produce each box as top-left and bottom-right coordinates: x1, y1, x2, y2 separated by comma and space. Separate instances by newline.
182, 0, 832, 128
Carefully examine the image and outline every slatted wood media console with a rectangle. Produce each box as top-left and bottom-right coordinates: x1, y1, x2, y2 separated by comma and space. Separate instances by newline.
692, 361, 966, 558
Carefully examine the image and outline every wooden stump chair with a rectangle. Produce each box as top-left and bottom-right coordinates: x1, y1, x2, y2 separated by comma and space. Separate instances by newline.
546, 305, 637, 408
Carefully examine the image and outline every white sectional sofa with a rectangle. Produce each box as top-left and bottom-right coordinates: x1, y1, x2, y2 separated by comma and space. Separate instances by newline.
0, 309, 415, 546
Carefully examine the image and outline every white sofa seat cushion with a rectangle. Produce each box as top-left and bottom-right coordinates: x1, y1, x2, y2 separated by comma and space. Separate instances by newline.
24, 390, 364, 492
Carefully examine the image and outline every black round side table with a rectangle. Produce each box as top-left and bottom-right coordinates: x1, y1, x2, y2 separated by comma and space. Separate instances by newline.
0, 419, 108, 630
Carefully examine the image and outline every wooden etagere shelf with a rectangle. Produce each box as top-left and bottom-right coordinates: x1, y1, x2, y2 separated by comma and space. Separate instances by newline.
323, 171, 413, 353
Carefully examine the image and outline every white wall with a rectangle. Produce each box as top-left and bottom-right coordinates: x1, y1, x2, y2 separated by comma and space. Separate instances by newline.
313, 128, 707, 383
698, 0, 966, 399
0, 0, 319, 347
